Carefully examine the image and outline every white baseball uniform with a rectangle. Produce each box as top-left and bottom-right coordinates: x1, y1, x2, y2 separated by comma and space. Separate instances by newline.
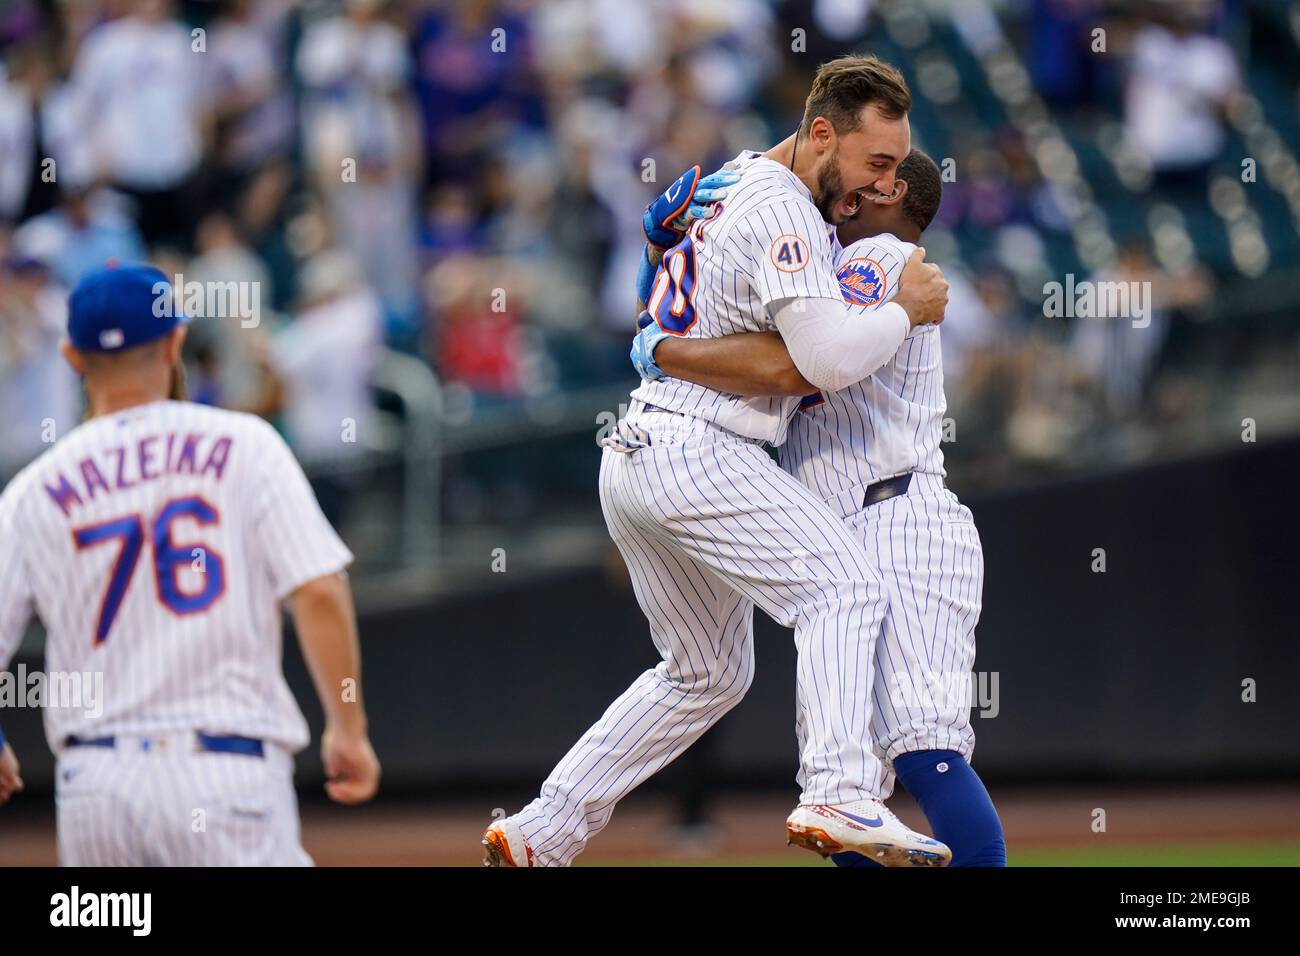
783, 232, 982, 793
0, 399, 352, 865
513, 151, 898, 865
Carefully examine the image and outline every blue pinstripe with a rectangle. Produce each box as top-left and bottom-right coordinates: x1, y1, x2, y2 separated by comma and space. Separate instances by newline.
779, 234, 985, 799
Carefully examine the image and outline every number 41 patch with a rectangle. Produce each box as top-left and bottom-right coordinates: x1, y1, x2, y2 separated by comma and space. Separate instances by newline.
769, 234, 810, 273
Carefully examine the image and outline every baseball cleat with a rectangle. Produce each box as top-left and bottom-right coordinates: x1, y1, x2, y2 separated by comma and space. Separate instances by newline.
482, 818, 536, 867
786, 800, 951, 867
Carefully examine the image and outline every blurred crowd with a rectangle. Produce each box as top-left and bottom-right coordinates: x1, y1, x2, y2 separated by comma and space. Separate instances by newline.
0, 0, 1294, 494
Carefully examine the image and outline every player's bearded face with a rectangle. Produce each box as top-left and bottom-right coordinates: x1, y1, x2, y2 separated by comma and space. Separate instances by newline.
816, 153, 871, 225
814, 152, 847, 223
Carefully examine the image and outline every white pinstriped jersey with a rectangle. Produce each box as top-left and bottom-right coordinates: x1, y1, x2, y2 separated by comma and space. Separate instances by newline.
631, 150, 843, 445
0, 400, 352, 754
780, 233, 948, 499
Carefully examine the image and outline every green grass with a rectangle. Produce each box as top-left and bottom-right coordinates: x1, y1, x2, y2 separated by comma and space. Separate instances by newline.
600, 842, 1300, 867
1007, 843, 1300, 867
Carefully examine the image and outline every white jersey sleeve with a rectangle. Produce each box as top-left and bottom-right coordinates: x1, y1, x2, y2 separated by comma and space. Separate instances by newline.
248, 420, 354, 599
743, 199, 844, 307
0, 485, 33, 670
780, 232, 949, 505
770, 296, 910, 393
835, 234, 915, 312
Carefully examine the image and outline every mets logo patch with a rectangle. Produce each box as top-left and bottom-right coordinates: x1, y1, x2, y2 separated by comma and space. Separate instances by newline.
837, 257, 887, 306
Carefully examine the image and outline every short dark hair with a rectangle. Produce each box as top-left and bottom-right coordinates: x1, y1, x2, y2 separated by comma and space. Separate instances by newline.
79, 336, 168, 371
899, 148, 943, 232
800, 55, 912, 136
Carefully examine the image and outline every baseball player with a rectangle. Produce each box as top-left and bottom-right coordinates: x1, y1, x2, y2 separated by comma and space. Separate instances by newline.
484, 56, 953, 867
0, 264, 381, 865
633, 150, 1006, 866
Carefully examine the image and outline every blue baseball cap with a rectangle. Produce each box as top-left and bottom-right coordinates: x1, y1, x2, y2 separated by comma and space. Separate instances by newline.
67, 263, 189, 353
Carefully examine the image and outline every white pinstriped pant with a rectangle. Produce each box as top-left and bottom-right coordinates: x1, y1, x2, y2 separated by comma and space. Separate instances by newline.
797, 473, 983, 800
515, 412, 893, 865
55, 737, 311, 866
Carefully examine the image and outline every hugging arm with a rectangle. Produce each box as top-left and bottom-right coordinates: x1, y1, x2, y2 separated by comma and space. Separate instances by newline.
636, 248, 948, 397
652, 294, 910, 397
654, 330, 815, 397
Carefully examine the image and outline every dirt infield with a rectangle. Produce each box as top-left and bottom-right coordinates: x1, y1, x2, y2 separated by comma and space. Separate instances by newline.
2, 783, 1298, 866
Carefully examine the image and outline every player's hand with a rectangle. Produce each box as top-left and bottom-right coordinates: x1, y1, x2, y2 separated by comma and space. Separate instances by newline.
0, 744, 23, 807
643, 164, 740, 249
321, 727, 380, 806
894, 248, 948, 328
631, 312, 671, 381
680, 167, 739, 226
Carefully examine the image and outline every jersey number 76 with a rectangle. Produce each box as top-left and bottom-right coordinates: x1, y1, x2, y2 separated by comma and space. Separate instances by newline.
72, 496, 227, 645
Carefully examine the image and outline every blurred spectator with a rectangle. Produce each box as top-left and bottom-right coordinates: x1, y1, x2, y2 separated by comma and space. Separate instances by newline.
206, 0, 294, 176
67, 0, 211, 249
268, 249, 382, 523
296, 0, 421, 334
0, 44, 60, 226
11, 186, 147, 288
426, 253, 529, 398
412, 0, 544, 184
181, 212, 274, 411
420, 183, 481, 265
0, 0, 1290, 513
1123, 3, 1241, 190
1027, 0, 1105, 108
205, 0, 296, 249
939, 264, 1003, 394
1068, 242, 1210, 422
0, 257, 79, 476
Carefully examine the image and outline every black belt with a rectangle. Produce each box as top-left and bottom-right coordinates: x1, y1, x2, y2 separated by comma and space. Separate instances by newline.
65, 733, 265, 758
863, 473, 913, 507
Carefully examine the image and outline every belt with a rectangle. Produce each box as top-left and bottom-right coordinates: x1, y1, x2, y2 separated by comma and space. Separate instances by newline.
618, 401, 765, 447
862, 472, 913, 507
65, 733, 265, 758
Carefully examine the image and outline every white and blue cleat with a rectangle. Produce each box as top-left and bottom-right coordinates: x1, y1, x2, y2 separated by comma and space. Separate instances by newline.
786, 799, 951, 867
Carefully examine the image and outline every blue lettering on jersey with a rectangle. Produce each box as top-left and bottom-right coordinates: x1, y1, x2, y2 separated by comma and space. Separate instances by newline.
649, 235, 700, 335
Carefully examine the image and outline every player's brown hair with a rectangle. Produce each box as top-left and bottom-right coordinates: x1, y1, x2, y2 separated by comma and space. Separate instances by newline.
800, 55, 912, 136
899, 148, 943, 232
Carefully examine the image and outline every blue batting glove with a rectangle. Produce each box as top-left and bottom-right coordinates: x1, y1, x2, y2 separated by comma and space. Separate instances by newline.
644, 165, 700, 249
685, 167, 740, 224
631, 313, 671, 381
643, 164, 740, 249
635, 244, 659, 308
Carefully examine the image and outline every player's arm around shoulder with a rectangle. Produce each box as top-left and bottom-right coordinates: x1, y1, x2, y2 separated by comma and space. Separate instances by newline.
646, 328, 815, 397
635, 209, 924, 397
730, 199, 924, 391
